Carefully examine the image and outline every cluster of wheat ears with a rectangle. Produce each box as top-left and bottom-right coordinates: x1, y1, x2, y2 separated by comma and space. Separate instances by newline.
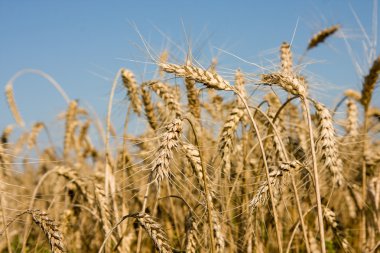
0, 24, 380, 253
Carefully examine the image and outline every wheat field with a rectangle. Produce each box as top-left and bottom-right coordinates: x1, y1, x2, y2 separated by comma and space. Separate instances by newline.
0, 23, 380, 253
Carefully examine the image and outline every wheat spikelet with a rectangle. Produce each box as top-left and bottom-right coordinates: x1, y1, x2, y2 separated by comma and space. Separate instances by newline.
159, 63, 233, 91
149, 81, 181, 117
150, 118, 183, 183
323, 206, 352, 252
261, 72, 307, 97
307, 25, 340, 50
344, 89, 361, 101
133, 212, 172, 253
345, 99, 359, 136
250, 161, 299, 210
361, 56, 380, 109
5, 84, 24, 127
28, 122, 44, 148
314, 101, 344, 187
121, 68, 142, 115
280, 42, 293, 73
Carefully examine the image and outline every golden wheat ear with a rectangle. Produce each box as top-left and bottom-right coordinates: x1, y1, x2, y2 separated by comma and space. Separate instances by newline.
307, 24, 340, 50
361, 56, 380, 109
5, 84, 25, 127
1, 209, 65, 253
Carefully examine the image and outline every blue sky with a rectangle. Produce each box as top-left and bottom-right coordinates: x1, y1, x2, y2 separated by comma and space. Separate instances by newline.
0, 0, 378, 133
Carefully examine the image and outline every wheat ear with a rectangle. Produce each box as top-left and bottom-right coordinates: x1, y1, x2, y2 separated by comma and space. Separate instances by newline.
1, 209, 65, 253
344, 89, 361, 101
5, 84, 24, 127
345, 99, 359, 136
121, 68, 142, 115
261, 72, 307, 97
160, 63, 233, 91
313, 101, 344, 187
185, 78, 201, 119
141, 84, 159, 130
150, 118, 183, 183
63, 100, 78, 159
361, 56, 380, 109
149, 81, 181, 117
217, 107, 245, 177
280, 42, 293, 73
323, 207, 352, 252
185, 214, 199, 253
307, 25, 340, 50
250, 161, 299, 209
28, 122, 45, 149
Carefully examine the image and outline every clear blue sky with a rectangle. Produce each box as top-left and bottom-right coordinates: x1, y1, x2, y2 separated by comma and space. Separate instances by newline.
0, 0, 378, 132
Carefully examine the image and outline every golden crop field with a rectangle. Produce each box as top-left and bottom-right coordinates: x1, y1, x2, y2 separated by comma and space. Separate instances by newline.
0, 14, 379, 253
